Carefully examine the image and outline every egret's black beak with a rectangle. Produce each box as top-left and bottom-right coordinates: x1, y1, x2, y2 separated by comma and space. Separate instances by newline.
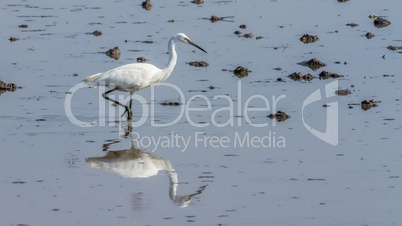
188, 40, 207, 54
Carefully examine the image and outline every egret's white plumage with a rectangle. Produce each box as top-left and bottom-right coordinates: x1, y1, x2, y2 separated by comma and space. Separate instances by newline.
84, 33, 207, 120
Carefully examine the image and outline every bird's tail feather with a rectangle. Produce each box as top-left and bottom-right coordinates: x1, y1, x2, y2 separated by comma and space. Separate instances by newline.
83, 73, 103, 83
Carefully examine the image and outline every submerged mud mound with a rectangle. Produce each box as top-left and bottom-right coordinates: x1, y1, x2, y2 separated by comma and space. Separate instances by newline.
298, 58, 326, 71
318, 71, 344, 80
0, 80, 18, 95
300, 34, 319, 44
288, 72, 315, 81
335, 89, 352, 96
187, 61, 209, 67
267, 111, 290, 122
361, 99, 378, 111
161, 101, 181, 106
374, 17, 391, 28
106, 46, 121, 60
137, 57, 147, 63
233, 66, 249, 78
142, 0, 152, 10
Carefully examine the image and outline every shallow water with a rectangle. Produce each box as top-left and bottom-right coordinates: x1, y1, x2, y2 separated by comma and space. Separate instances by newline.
1, 0, 402, 225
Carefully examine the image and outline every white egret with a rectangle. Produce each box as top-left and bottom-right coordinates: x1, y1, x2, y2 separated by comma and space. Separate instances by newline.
84, 33, 207, 121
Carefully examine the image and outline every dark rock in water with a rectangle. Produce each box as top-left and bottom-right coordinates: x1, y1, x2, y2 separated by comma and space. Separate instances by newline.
92, 30, 102, 36
298, 58, 326, 71
267, 111, 290, 122
137, 57, 147, 63
209, 15, 221, 22
387, 45, 402, 51
191, 0, 204, 4
346, 23, 359, 27
0, 80, 17, 91
288, 72, 314, 81
106, 46, 121, 60
361, 99, 378, 111
335, 89, 352, 96
187, 61, 209, 67
142, 0, 152, 10
207, 15, 234, 23
161, 101, 181, 106
142, 40, 154, 44
318, 71, 344, 80
0, 80, 18, 96
242, 33, 254, 39
365, 32, 374, 39
374, 17, 391, 28
300, 34, 319, 44
233, 66, 249, 78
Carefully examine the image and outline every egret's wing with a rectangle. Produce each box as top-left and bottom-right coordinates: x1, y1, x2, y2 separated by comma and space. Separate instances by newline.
89, 63, 161, 91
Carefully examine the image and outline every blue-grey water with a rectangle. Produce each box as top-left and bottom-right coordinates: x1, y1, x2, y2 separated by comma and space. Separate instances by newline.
1, 0, 401, 225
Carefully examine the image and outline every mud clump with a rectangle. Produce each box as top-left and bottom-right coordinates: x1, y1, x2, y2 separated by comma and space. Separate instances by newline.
137, 57, 147, 63
387, 46, 402, 51
9, 37, 19, 42
267, 111, 290, 122
300, 34, 319, 44
233, 66, 249, 78
91, 30, 102, 36
209, 15, 221, 22
242, 33, 254, 39
206, 15, 234, 23
319, 71, 344, 80
346, 23, 359, 27
361, 99, 378, 111
288, 72, 314, 81
335, 89, 352, 96
142, 40, 154, 44
365, 32, 374, 39
161, 101, 181, 106
0, 80, 18, 96
106, 46, 121, 60
298, 58, 326, 71
187, 61, 209, 67
0, 80, 17, 91
142, 0, 152, 10
191, 0, 204, 4
374, 17, 391, 28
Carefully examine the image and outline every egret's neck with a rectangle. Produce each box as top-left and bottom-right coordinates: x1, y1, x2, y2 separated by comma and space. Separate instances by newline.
161, 37, 177, 81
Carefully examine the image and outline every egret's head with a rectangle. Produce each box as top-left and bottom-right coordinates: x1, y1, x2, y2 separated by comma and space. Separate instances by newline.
174, 33, 207, 53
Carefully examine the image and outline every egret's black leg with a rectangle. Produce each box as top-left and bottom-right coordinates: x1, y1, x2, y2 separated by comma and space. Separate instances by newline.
102, 88, 131, 120
120, 92, 134, 121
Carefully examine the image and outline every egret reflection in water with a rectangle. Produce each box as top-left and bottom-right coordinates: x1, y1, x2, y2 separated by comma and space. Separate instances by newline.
86, 137, 207, 208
